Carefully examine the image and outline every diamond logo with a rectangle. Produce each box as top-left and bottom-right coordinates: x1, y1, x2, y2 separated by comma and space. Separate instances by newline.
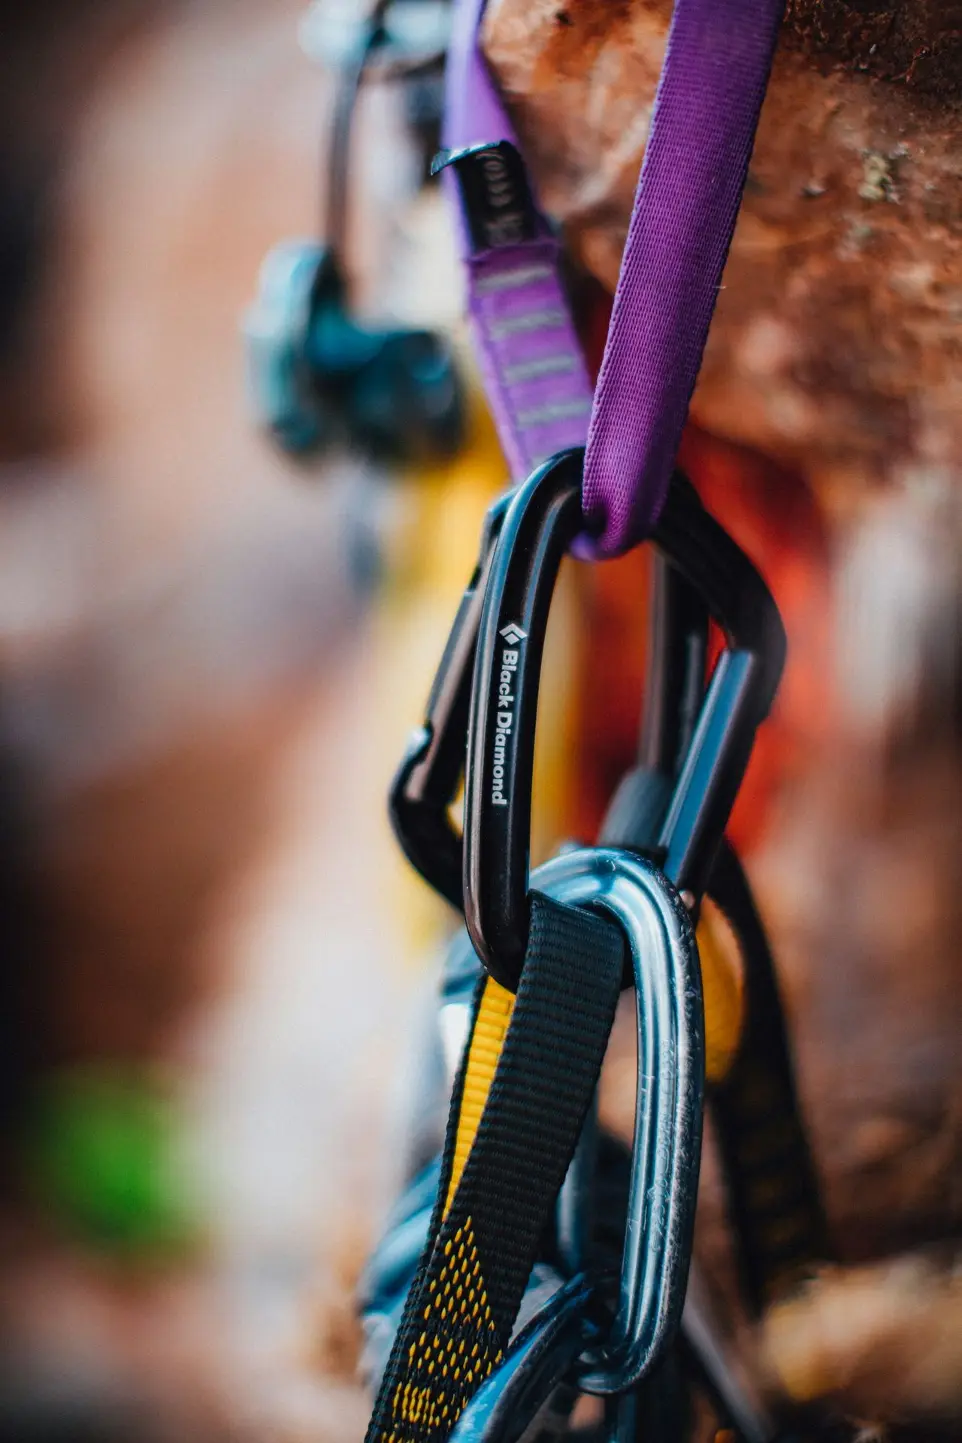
499, 623, 527, 646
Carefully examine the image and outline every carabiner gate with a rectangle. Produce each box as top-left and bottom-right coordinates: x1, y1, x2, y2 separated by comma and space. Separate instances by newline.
390, 491, 512, 908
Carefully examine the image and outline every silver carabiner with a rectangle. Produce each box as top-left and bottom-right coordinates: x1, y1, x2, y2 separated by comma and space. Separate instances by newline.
397, 846, 703, 1399
530, 846, 704, 1395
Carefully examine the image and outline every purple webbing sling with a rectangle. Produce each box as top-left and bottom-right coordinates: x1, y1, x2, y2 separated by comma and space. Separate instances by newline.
444, 0, 785, 557
441, 0, 595, 482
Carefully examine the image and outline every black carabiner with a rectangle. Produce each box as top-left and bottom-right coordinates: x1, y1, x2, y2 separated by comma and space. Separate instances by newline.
389, 492, 512, 909
463, 448, 786, 989
462, 450, 584, 981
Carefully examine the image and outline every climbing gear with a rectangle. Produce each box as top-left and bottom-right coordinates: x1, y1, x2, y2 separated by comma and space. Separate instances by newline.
445, 1275, 598, 1443
597, 542, 829, 1313
363, 848, 703, 1443
433, 137, 594, 484
535, 849, 703, 1395
598, 555, 709, 857
359, 916, 781, 1443
377, 398, 515, 966
359, 959, 782, 1442
358, 0, 842, 1437
368, 447, 788, 1438
391, 449, 786, 978
390, 489, 512, 910
441, 0, 786, 554
597, 538, 829, 1311
364, 889, 626, 1443
463, 452, 785, 987
245, 0, 463, 462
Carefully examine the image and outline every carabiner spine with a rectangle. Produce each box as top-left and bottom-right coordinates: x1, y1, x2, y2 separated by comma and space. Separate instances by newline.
463, 449, 584, 984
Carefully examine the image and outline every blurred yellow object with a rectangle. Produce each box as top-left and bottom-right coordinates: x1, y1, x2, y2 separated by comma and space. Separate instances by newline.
697, 901, 746, 1083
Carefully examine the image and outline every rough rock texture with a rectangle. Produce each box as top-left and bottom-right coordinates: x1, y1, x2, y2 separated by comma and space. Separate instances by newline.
784, 0, 962, 99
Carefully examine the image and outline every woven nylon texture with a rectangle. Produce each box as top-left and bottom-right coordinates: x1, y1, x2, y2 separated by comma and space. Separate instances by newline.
446, 0, 785, 555
444, 974, 515, 1213
466, 242, 593, 480
580, 0, 786, 555
364, 892, 624, 1443
443, 0, 594, 479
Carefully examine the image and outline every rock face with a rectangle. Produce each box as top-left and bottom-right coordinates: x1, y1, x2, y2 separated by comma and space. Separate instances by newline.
482, 0, 962, 510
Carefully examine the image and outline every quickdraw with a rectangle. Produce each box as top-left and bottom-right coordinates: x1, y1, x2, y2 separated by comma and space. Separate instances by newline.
376, 451, 822, 1436
358, 0, 842, 1440
246, 1, 463, 463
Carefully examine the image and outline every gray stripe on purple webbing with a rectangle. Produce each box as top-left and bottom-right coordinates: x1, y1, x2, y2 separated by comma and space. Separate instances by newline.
487, 310, 568, 340
503, 356, 579, 383
515, 399, 593, 428
474, 264, 556, 295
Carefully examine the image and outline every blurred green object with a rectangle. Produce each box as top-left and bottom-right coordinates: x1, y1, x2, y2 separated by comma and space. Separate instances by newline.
26, 1067, 193, 1254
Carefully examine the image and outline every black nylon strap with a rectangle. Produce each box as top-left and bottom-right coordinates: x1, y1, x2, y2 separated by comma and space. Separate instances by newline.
365, 891, 625, 1443
709, 840, 831, 1311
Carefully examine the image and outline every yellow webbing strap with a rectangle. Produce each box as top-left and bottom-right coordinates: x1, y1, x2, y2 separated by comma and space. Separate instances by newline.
444, 976, 516, 1216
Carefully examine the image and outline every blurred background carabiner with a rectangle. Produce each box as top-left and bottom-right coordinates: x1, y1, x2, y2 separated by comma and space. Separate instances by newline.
245, 0, 464, 465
